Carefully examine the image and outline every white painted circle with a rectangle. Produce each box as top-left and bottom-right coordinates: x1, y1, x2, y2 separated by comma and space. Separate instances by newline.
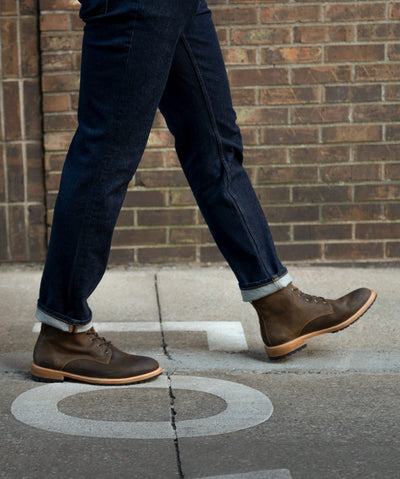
11, 375, 273, 439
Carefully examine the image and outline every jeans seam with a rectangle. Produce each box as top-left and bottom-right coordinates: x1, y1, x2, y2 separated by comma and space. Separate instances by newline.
66, 1, 141, 308
180, 33, 273, 280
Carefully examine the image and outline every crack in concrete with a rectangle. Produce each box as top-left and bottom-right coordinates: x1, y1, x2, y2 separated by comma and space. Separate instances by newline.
154, 274, 184, 477
154, 273, 172, 360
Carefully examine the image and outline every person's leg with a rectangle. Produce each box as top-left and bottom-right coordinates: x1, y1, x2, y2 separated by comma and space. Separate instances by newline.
32, 0, 200, 383
159, 0, 291, 301
158, 0, 377, 358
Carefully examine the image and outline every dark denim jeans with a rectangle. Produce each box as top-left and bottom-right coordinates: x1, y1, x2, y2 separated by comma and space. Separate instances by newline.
37, 0, 289, 327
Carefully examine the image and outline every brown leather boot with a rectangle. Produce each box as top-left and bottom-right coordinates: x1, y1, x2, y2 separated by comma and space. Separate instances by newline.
31, 324, 162, 384
251, 284, 376, 359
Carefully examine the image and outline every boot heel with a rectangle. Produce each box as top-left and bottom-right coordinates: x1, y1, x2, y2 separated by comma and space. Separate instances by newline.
31, 362, 65, 382
265, 339, 306, 360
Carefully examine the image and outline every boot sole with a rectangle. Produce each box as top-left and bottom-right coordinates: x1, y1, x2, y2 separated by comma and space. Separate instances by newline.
30, 362, 163, 385
265, 290, 377, 360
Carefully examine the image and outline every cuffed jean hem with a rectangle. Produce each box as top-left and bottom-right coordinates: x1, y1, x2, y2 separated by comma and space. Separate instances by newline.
35, 307, 93, 333
240, 272, 293, 302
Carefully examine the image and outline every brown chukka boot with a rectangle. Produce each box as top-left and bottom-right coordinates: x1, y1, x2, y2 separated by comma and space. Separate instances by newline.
251, 283, 376, 359
31, 324, 162, 384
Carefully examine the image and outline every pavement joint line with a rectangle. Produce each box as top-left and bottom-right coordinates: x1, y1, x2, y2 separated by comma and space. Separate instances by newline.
155, 273, 172, 360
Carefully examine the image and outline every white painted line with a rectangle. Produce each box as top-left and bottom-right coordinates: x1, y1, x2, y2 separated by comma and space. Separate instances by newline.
32, 321, 248, 352
196, 470, 292, 479
11, 375, 272, 439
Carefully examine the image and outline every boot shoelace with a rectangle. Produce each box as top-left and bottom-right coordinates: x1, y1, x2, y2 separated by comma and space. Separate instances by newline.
86, 328, 112, 352
291, 286, 328, 304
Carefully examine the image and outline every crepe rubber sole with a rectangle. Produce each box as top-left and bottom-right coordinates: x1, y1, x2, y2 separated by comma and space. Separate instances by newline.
31, 362, 163, 385
266, 290, 377, 360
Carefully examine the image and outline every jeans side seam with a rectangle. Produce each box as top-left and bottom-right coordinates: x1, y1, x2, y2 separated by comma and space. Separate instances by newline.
180, 33, 273, 280
66, 3, 141, 309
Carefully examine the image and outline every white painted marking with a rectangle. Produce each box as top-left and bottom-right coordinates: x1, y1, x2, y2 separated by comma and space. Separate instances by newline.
32, 321, 248, 352
11, 375, 272, 439
196, 470, 292, 479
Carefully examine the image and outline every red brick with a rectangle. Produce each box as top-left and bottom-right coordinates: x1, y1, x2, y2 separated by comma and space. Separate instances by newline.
229, 68, 289, 87
291, 146, 350, 164
324, 85, 381, 103
356, 223, 400, 240
42, 73, 80, 92
6, 144, 24, 202
0, 145, 5, 202
386, 203, 400, 220
326, 45, 384, 63
388, 44, 400, 61
0, 18, 18, 77
44, 113, 78, 132
212, 7, 257, 25
293, 185, 351, 203
41, 33, 83, 52
40, 13, 69, 31
24, 80, 43, 139
147, 130, 174, 148
354, 104, 400, 122
28, 204, 47, 261
42, 53, 73, 72
262, 46, 322, 65
246, 147, 287, 165
222, 48, 257, 66
322, 204, 382, 222
260, 87, 318, 106
135, 170, 188, 188
231, 88, 257, 106
27, 143, 45, 202
386, 242, 400, 258
386, 85, 400, 101
169, 190, 197, 206
0, 0, 17, 15
124, 190, 166, 207
292, 66, 351, 85
266, 205, 319, 223
356, 64, 400, 82
240, 128, 258, 145
258, 166, 317, 184
292, 106, 349, 124
236, 107, 288, 125
355, 144, 400, 162
325, 242, 383, 261
389, 2, 400, 20
42, 94, 70, 112
276, 243, 322, 262
20, 0, 38, 15
294, 25, 354, 44
0, 207, 8, 261
358, 23, 400, 41
170, 227, 213, 245
270, 225, 291, 242
261, 5, 321, 23
40, 0, 80, 11
108, 248, 135, 263
323, 125, 381, 144
137, 209, 196, 227
355, 184, 400, 202
9, 205, 27, 261
44, 132, 74, 151
325, 4, 386, 22
320, 164, 381, 183
137, 246, 196, 264
231, 27, 291, 46
294, 224, 352, 241
261, 127, 318, 145
200, 246, 225, 263
3, 82, 21, 140
254, 186, 290, 204
115, 210, 134, 228
20, 16, 40, 77
386, 126, 400, 141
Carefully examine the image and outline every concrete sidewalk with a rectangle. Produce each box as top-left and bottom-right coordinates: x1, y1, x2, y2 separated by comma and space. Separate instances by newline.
1, 265, 399, 478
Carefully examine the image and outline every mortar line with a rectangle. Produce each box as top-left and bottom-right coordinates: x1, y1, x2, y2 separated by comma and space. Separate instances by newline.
154, 273, 172, 359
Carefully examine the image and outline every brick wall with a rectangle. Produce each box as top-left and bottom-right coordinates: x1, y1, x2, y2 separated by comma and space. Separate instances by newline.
0, 0, 46, 262
2, 0, 400, 265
